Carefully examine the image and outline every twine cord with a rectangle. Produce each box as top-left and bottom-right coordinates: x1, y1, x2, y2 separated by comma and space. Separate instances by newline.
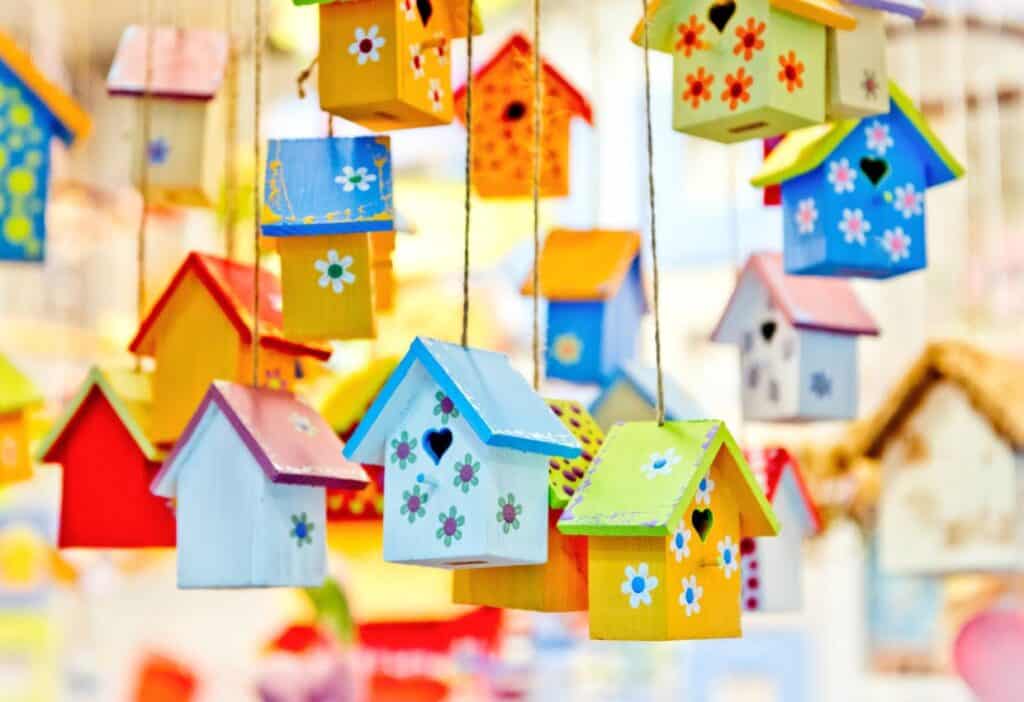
530, 0, 542, 391
251, 0, 264, 387
296, 54, 319, 99
224, 0, 239, 259
460, 0, 474, 349
135, 0, 155, 372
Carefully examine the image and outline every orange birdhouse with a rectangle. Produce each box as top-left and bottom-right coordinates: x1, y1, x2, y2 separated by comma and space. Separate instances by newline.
454, 33, 593, 198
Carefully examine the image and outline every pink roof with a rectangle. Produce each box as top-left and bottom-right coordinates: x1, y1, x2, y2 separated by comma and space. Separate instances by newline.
107, 26, 228, 100
746, 447, 822, 534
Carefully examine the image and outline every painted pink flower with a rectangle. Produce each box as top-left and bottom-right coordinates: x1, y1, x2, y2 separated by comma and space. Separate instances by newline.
881, 227, 912, 262
865, 120, 894, 155
892, 183, 924, 219
838, 208, 871, 246
794, 198, 819, 235
827, 158, 857, 194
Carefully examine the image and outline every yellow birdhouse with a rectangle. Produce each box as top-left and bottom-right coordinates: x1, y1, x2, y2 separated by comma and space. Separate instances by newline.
0, 354, 42, 485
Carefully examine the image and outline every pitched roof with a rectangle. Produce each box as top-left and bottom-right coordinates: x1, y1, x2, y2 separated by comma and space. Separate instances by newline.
545, 400, 605, 509
319, 357, 400, 435
291, 0, 484, 37
152, 381, 369, 497
129, 252, 332, 361
751, 82, 965, 187
107, 26, 228, 100
558, 420, 779, 537
521, 229, 642, 301
344, 337, 581, 464
592, 360, 706, 421
262, 137, 394, 236
0, 30, 91, 145
842, 0, 926, 20
37, 367, 159, 462
453, 34, 593, 124
0, 354, 42, 414
747, 446, 822, 533
711, 252, 879, 343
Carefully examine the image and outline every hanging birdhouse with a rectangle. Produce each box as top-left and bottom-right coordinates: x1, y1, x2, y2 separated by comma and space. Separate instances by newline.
151, 382, 369, 588
589, 360, 705, 431
630, 0, 856, 143
262, 136, 394, 341
299, 0, 483, 130
129, 252, 332, 446
452, 399, 604, 612
752, 82, 963, 278
0, 354, 42, 485
107, 26, 228, 208
370, 231, 397, 312
827, 1, 925, 119
0, 31, 90, 261
558, 420, 779, 641
343, 337, 580, 569
711, 252, 879, 421
36, 368, 176, 548
454, 33, 593, 198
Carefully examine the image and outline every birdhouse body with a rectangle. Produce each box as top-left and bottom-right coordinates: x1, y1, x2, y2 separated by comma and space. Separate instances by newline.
753, 82, 965, 278
0, 31, 90, 262
344, 337, 581, 569
262, 136, 394, 341
558, 421, 779, 641
37, 368, 176, 548
589, 361, 705, 431
152, 382, 369, 588
712, 252, 879, 421
0, 354, 42, 485
370, 231, 397, 312
108, 26, 228, 208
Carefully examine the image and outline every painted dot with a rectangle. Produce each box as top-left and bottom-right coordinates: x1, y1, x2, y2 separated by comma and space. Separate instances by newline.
685, 589, 695, 604
571, 405, 581, 414
548, 460, 560, 470
570, 418, 581, 428
562, 469, 575, 481
580, 451, 593, 462
9, 104, 32, 127
550, 405, 563, 416
580, 435, 591, 445
562, 485, 574, 496
748, 560, 758, 571
7, 169, 35, 196
3, 216, 31, 242
746, 597, 759, 609
631, 576, 646, 594
740, 537, 756, 555
572, 467, 586, 479
747, 577, 759, 588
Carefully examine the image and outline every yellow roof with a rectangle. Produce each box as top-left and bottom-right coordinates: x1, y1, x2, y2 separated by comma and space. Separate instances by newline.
0, 354, 41, 415
522, 229, 642, 301
318, 357, 400, 434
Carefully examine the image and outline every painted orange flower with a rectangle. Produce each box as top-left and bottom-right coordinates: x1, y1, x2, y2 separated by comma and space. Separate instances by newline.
778, 51, 805, 92
683, 67, 714, 109
675, 15, 707, 57
733, 18, 766, 61
721, 67, 753, 110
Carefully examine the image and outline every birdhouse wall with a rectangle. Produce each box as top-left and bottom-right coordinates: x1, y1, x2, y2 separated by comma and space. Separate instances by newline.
172, 403, 328, 588
742, 475, 808, 612
381, 362, 548, 568
796, 329, 859, 420
735, 287, 802, 421
135, 99, 220, 208
319, 0, 456, 131
826, 5, 889, 119
671, 0, 826, 143
545, 301, 604, 383
371, 231, 397, 312
600, 269, 644, 379
276, 233, 376, 341
590, 382, 657, 431
0, 411, 31, 485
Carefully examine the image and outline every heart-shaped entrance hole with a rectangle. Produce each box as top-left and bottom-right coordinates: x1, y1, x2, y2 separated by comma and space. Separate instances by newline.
708, 0, 737, 32
503, 100, 527, 122
422, 428, 453, 465
416, 0, 433, 26
860, 156, 889, 186
760, 320, 777, 343
691, 508, 714, 542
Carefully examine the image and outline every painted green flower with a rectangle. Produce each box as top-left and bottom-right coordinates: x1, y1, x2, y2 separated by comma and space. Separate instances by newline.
433, 390, 460, 425
496, 493, 523, 534
436, 506, 465, 547
290, 512, 315, 547
400, 484, 429, 524
390, 430, 418, 469
452, 453, 480, 493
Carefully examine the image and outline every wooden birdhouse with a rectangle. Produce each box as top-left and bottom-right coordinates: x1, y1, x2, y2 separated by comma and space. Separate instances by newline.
522, 230, 645, 384
300, 0, 483, 131
129, 252, 332, 446
0, 354, 42, 485
631, 0, 856, 143
742, 447, 822, 612
107, 26, 228, 208
452, 399, 604, 612
262, 136, 394, 341
558, 420, 779, 641
36, 368, 176, 548
752, 82, 964, 278
343, 337, 580, 569
454, 33, 593, 198
827, 1, 925, 119
151, 381, 369, 588
371, 231, 397, 312
0, 31, 90, 261
589, 360, 705, 431
711, 252, 879, 421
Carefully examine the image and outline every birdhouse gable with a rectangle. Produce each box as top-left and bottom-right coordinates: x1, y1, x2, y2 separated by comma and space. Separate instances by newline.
750, 447, 822, 535
840, 0, 925, 20
107, 26, 228, 101
545, 400, 605, 509
522, 230, 643, 302
0, 355, 42, 416
589, 362, 706, 430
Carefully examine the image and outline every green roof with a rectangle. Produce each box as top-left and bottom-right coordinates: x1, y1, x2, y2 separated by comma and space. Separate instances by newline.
557, 420, 779, 537
0, 354, 42, 414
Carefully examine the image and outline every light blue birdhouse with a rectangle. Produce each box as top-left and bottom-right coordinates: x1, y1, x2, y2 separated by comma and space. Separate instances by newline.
343, 337, 580, 569
588, 360, 704, 432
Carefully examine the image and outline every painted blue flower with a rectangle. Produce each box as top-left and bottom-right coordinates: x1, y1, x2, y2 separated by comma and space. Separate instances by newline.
679, 575, 703, 616
718, 536, 739, 578
290, 512, 314, 547
810, 371, 832, 398
147, 137, 170, 165
620, 563, 658, 608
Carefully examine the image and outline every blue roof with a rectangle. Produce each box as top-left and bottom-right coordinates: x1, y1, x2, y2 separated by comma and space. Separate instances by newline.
344, 337, 582, 463
591, 360, 705, 421
262, 136, 394, 236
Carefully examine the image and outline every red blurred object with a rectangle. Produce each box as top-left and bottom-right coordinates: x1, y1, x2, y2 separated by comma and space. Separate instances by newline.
763, 137, 784, 206
133, 653, 198, 702
954, 609, 1024, 702
327, 466, 385, 523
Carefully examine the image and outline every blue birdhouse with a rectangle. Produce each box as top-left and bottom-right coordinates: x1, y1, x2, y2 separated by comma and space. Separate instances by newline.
752, 81, 964, 279
522, 229, 646, 384
343, 337, 580, 569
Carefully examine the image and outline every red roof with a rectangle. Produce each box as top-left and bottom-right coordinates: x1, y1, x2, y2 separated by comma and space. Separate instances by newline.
129, 252, 331, 361
107, 26, 228, 100
453, 33, 593, 124
746, 447, 822, 534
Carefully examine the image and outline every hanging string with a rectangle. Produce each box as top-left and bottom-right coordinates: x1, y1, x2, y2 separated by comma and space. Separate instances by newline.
460, 0, 474, 349
224, 0, 239, 259
640, 0, 665, 426
530, 0, 542, 390
296, 55, 319, 99
327, 114, 335, 138
135, 0, 155, 372
251, 0, 264, 387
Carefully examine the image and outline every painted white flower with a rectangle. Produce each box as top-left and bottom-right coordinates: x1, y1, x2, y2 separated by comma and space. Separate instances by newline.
349, 26, 386, 65
679, 575, 703, 616
670, 522, 692, 562
400, 0, 417, 20
794, 198, 819, 235
641, 448, 681, 480
694, 473, 715, 506
827, 158, 857, 194
334, 165, 377, 193
892, 183, 924, 219
409, 44, 425, 78
428, 78, 444, 112
314, 249, 356, 293
718, 535, 739, 578
838, 208, 871, 246
865, 120, 894, 155
620, 563, 658, 608
880, 227, 912, 263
